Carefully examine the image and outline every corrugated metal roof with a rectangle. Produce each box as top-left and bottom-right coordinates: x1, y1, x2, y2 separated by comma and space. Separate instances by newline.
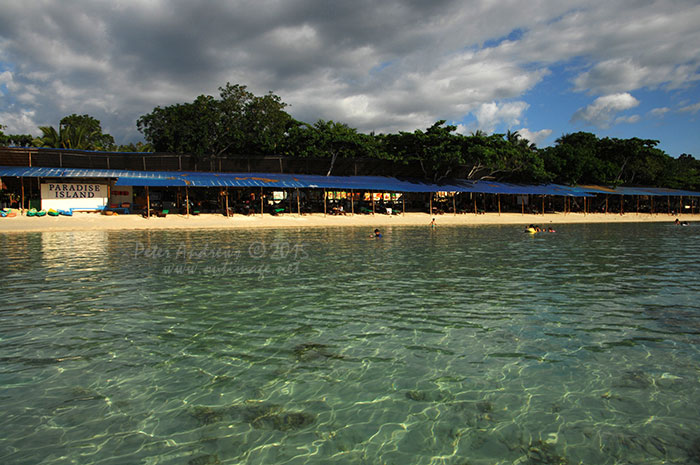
2, 165, 698, 196
114, 177, 189, 187
576, 185, 700, 197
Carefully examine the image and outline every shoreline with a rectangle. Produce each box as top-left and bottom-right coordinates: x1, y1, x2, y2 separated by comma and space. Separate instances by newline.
0, 211, 694, 233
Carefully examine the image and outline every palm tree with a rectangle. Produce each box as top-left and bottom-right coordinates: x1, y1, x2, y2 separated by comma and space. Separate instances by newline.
33, 123, 101, 150
35, 126, 62, 148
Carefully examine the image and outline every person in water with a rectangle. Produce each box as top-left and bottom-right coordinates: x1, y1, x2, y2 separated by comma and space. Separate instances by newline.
371, 228, 382, 238
430, 218, 436, 228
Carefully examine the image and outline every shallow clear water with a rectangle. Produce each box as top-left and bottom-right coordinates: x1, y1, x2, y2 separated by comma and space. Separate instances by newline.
1, 223, 700, 465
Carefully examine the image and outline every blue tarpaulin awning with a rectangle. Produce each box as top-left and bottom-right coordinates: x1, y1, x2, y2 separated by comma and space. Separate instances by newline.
1, 165, 698, 197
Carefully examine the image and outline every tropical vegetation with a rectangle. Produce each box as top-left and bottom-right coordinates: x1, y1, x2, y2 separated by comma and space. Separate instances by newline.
1, 83, 698, 190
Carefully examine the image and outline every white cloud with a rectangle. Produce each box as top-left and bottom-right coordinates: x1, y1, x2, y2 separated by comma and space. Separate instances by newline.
614, 114, 640, 125
473, 101, 529, 133
507, 2, 700, 94
0, 109, 38, 135
679, 102, 700, 114
571, 93, 639, 128
517, 128, 552, 146
650, 107, 671, 117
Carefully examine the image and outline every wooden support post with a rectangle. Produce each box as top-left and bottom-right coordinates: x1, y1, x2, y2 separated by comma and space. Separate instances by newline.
225, 188, 230, 217
620, 195, 624, 215
185, 186, 190, 217
475, 194, 478, 215
372, 192, 376, 215
667, 195, 671, 215
21, 178, 25, 213
498, 193, 501, 215
351, 189, 355, 215
651, 196, 654, 215
402, 193, 405, 215
430, 193, 433, 215
323, 189, 327, 216
583, 196, 586, 216
296, 188, 301, 216
605, 195, 608, 214
453, 193, 456, 216
636, 195, 639, 216
521, 195, 524, 215
146, 186, 150, 218
542, 195, 545, 216
260, 187, 264, 217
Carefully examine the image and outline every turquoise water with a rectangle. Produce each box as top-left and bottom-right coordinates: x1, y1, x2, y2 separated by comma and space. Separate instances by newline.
1, 223, 700, 465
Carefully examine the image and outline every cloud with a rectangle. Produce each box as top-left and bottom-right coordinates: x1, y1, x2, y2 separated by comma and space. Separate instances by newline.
0, 0, 698, 142
613, 114, 640, 125
0, 109, 37, 135
571, 93, 639, 128
649, 107, 671, 117
517, 128, 552, 146
679, 102, 700, 114
509, 2, 700, 94
473, 101, 529, 133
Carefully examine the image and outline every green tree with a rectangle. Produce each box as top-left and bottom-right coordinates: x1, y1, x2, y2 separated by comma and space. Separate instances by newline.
137, 83, 292, 159
33, 114, 115, 150
382, 121, 464, 182
284, 120, 376, 175
664, 154, 700, 190
241, 91, 293, 155
462, 130, 549, 182
60, 114, 115, 150
598, 137, 669, 186
1, 124, 35, 147
541, 132, 607, 185
5, 134, 34, 147
115, 141, 154, 152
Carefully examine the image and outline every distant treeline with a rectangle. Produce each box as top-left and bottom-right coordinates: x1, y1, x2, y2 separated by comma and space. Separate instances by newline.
2, 83, 698, 190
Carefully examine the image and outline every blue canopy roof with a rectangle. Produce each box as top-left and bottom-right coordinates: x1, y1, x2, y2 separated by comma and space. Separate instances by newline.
2, 165, 697, 197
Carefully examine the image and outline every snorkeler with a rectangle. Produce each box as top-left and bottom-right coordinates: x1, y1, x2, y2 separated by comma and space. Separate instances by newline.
371, 228, 382, 238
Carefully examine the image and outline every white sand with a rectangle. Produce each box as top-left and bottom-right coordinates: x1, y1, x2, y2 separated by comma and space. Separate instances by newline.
0, 211, 694, 233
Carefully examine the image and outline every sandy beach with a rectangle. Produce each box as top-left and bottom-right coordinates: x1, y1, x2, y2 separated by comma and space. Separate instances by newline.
0, 211, 693, 233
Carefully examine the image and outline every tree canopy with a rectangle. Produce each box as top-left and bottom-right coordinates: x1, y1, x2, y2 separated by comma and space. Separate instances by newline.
2, 83, 699, 191
32, 114, 115, 151
137, 83, 293, 158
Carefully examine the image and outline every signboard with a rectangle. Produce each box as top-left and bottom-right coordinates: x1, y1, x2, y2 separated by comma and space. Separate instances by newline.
41, 183, 108, 211
109, 183, 133, 206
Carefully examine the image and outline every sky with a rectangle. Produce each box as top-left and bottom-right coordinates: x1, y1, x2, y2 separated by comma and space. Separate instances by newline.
1, 0, 699, 157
